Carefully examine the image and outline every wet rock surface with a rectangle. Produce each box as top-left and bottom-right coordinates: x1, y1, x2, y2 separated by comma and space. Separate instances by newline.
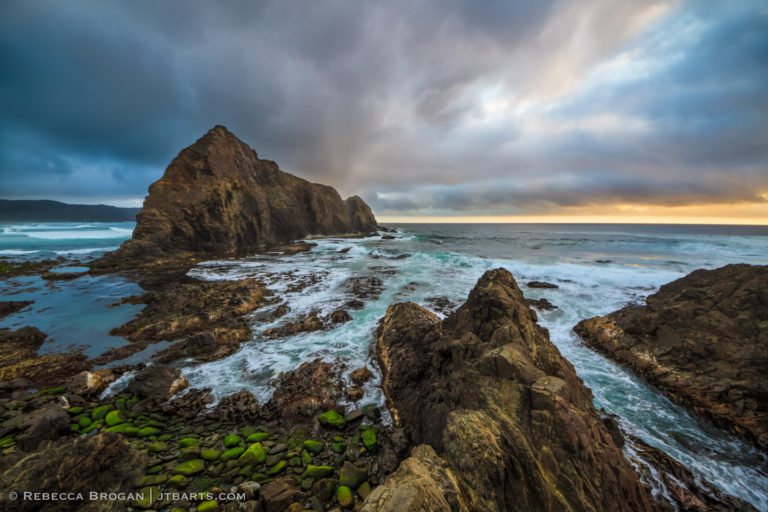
371, 268, 664, 512
93, 125, 376, 270
0, 380, 393, 512
574, 264, 768, 449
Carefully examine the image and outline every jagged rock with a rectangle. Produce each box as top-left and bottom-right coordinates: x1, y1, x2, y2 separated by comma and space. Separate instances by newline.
370, 268, 662, 512
11, 401, 70, 451
0, 432, 146, 511
94, 125, 376, 269
260, 476, 302, 512
526, 280, 559, 289
328, 308, 352, 324
125, 365, 188, 400
111, 278, 266, 344
0, 301, 32, 319
526, 297, 558, 310
423, 296, 456, 316
574, 264, 768, 449
349, 367, 373, 386
214, 390, 267, 423
64, 369, 116, 398
269, 359, 345, 420
0, 326, 88, 388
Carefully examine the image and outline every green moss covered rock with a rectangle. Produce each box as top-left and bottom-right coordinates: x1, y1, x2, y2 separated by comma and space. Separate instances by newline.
303, 439, 323, 453
267, 460, 287, 475
198, 501, 218, 512
167, 474, 188, 488
223, 434, 241, 448
305, 465, 334, 479
220, 446, 246, 462
337, 485, 354, 509
173, 459, 206, 476
246, 431, 270, 443
339, 461, 367, 490
138, 427, 161, 438
318, 410, 346, 428
201, 449, 221, 461
362, 429, 378, 452
137, 474, 168, 486
239, 442, 267, 465
104, 409, 126, 426
179, 437, 199, 448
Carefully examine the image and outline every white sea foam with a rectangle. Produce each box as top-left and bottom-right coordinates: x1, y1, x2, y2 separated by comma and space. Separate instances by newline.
0, 249, 39, 255
54, 246, 119, 255
181, 228, 767, 509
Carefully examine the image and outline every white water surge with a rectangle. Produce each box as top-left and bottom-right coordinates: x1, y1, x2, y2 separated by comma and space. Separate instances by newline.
181, 225, 767, 509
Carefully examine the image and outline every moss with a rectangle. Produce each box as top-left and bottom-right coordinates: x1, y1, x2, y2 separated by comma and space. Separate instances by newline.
301, 477, 314, 491
172, 459, 206, 476
104, 409, 126, 426
37, 385, 65, 396
318, 410, 346, 428
146, 465, 163, 475
78, 416, 92, 428
331, 442, 345, 453
240, 426, 257, 438
337, 485, 354, 509
69, 424, 80, 433
158, 433, 174, 442
220, 446, 246, 462
201, 449, 221, 461
267, 460, 287, 476
223, 433, 242, 448
91, 404, 112, 420
105, 423, 139, 436
245, 431, 270, 443
137, 427, 161, 438
304, 465, 334, 479
148, 442, 168, 453
239, 442, 267, 465
301, 450, 313, 465
179, 446, 202, 461
302, 439, 323, 453
167, 474, 188, 488
137, 474, 168, 486
132, 486, 159, 510
362, 429, 378, 453
198, 500, 218, 512
179, 437, 199, 448
67, 406, 85, 415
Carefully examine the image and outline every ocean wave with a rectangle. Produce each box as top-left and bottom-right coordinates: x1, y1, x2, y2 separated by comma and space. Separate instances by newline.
19, 229, 133, 240
54, 246, 119, 255
0, 249, 39, 255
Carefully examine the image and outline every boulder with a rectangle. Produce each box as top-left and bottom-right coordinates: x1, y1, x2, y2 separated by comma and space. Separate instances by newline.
14, 401, 70, 451
65, 369, 116, 398
574, 264, 768, 449
269, 359, 345, 420
125, 365, 188, 400
94, 125, 376, 269
370, 268, 662, 512
260, 476, 302, 512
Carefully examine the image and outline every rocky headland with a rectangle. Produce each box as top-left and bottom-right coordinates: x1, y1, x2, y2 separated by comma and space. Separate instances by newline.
366, 268, 660, 511
94, 125, 377, 271
574, 264, 768, 450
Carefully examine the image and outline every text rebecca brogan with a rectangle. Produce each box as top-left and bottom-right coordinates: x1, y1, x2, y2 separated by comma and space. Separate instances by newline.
9, 490, 246, 503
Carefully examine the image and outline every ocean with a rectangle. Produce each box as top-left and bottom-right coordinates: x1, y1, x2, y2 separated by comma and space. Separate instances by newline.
1, 221, 767, 507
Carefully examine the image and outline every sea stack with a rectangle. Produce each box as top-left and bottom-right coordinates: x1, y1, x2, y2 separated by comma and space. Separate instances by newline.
575, 264, 768, 450
95, 125, 377, 268
365, 268, 661, 511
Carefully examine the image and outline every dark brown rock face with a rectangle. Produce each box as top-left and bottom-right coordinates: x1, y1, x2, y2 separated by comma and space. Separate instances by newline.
0, 432, 146, 512
574, 264, 768, 449
366, 268, 662, 512
95, 125, 376, 268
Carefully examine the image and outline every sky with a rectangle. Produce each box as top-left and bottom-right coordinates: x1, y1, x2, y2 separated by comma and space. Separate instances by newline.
1, 0, 766, 224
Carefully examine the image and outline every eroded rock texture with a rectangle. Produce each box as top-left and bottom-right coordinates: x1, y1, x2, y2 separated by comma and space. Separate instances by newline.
366, 268, 662, 512
95, 125, 376, 269
574, 264, 768, 449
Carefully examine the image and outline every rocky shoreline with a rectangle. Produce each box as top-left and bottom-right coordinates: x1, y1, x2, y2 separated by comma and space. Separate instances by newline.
0, 257, 764, 511
574, 264, 768, 451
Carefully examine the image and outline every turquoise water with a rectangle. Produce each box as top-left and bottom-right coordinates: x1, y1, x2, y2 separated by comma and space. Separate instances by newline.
1, 221, 767, 507
0, 222, 141, 357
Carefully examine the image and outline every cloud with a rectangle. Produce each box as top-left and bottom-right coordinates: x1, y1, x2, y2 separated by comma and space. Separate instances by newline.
0, 0, 765, 217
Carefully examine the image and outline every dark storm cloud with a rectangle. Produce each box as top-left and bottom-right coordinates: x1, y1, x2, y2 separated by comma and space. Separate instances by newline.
0, 0, 766, 214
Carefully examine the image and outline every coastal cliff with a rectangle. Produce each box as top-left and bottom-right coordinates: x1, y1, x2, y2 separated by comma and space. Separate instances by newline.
95, 125, 377, 269
574, 264, 768, 450
365, 268, 662, 512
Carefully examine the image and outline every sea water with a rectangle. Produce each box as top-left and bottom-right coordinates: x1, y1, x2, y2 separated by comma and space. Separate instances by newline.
1, 222, 767, 507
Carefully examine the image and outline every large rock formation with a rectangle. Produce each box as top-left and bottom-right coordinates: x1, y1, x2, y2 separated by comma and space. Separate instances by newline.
95, 125, 376, 268
574, 264, 768, 449
365, 268, 662, 512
